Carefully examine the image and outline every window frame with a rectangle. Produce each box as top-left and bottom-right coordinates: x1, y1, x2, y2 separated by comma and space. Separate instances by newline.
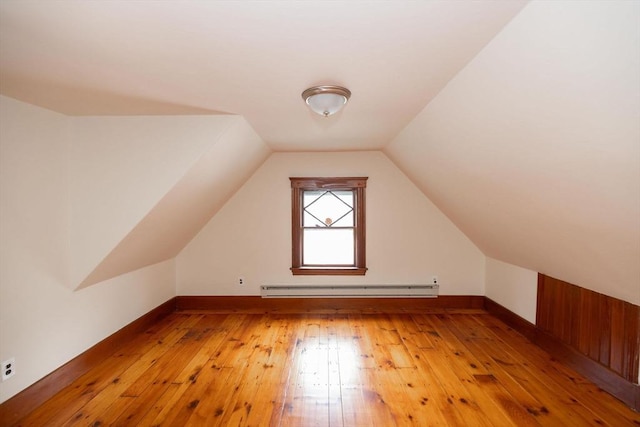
290, 176, 368, 276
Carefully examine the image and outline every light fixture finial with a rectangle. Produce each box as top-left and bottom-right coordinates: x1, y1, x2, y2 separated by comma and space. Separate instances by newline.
302, 85, 351, 117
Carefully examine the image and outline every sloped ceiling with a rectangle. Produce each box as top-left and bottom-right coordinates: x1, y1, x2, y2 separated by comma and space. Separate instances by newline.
386, 1, 640, 304
75, 116, 270, 289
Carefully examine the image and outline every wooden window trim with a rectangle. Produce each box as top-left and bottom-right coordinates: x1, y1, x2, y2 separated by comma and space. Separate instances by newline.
290, 177, 368, 276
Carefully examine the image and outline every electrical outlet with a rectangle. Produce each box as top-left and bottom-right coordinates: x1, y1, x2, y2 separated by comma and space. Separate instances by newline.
238, 277, 245, 286
431, 276, 439, 285
2, 358, 15, 381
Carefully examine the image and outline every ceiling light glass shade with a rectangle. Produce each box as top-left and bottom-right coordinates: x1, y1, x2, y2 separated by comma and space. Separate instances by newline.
302, 85, 351, 117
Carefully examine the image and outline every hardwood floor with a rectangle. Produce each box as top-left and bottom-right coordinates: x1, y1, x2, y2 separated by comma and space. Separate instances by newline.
10, 308, 640, 426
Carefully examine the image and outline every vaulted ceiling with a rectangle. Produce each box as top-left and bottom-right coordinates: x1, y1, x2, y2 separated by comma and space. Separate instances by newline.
1, 1, 638, 304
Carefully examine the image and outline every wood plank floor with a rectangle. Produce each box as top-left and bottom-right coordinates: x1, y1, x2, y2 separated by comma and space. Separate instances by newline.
11, 309, 640, 426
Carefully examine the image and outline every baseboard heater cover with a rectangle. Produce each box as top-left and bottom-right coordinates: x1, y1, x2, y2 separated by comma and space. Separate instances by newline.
260, 284, 439, 298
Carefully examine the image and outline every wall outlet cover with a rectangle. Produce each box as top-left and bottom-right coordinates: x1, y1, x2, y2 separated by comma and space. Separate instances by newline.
2, 357, 15, 381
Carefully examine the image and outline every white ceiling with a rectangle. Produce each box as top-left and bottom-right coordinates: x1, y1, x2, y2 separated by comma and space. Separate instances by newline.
0, 0, 527, 151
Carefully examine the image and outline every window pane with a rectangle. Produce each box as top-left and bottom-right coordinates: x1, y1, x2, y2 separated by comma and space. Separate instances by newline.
303, 228, 354, 265
303, 190, 354, 227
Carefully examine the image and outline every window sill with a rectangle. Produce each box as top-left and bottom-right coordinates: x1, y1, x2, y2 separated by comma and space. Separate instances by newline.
291, 267, 368, 276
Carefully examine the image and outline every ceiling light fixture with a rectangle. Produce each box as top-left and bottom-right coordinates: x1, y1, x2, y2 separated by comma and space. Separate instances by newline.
302, 85, 351, 117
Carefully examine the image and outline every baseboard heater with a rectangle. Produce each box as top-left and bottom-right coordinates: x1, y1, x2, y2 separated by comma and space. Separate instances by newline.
260, 284, 439, 298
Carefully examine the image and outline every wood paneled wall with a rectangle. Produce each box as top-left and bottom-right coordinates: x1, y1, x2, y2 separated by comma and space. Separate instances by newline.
536, 274, 640, 384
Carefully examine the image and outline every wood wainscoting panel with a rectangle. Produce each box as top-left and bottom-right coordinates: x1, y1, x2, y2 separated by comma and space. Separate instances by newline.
536, 274, 639, 384
486, 295, 639, 411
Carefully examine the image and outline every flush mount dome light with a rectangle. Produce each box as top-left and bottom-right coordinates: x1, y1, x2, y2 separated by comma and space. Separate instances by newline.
302, 85, 351, 117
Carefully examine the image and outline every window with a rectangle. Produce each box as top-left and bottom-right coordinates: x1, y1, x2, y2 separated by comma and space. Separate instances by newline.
290, 177, 367, 275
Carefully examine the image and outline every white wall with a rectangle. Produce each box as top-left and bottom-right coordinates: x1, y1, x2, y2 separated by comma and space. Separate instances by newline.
0, 96, 175, 403
70, 114, 245, 289
74, 116, 271, 289
485, 258, 538, 323
385, 0, 640, 305
177, 151, 485, 295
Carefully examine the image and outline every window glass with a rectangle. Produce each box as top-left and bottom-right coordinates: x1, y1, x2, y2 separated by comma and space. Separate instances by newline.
303, 190, 354, 227
303, 228, 355, 265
